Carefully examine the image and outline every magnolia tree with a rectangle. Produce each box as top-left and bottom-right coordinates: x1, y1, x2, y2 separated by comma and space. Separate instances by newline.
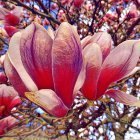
0, 0, 140, 139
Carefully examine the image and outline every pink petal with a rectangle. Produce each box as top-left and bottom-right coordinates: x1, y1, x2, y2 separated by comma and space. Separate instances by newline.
0, 7, 9, 20
0, 72, 7, 84
0, 116, 17, 135
7, 32, 38, 92
74, 64, 86, 95
52, 22, 82, 108
97, 40, 140, 98
8, 96, 21, 113
25, 89, 69, 118
106, 89, 140, 107
5, 13, 20, 26
20, 22, 54, 89
123, 66, 140, 78
82, 32, 112, 60
81, 43, 102, 100
81, 35, 92, 49
47, 27, 54, 39
4, 26, 18, 37
4, 55, 28, 96
73, 0, 84, 8
0, 84, 21, 117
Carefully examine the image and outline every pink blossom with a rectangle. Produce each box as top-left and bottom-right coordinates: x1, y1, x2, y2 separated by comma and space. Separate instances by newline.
80, 33, 140, 106
105, 13, 118, 21
0, 6, 22, 37
4, 22, 140, 117
50, 3, 58, 10
4, 26, 18, 37
42, 18, 50, 26
4, 22, 82, 117
5, 13, 20, 26
0, 116, 17, 135
0, 84, 21, 117
85, 2, 93, 11
73, 0, 84, 8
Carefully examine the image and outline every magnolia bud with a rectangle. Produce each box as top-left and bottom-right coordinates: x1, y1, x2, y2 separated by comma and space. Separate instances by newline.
50, 3, 58, 10
4, 26, 18, 37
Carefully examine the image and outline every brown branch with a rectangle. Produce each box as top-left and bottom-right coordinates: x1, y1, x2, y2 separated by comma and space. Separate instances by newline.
36, 0, 49, 14
119, 17, 140, 43
89, 0, 101, 33
1, 124, 44, 138
7, 0, 60, 25
35, 0, 57, 28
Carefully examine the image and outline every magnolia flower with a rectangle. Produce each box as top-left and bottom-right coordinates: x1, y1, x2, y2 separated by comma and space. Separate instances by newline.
0, 6, 22, 37
50, 3, 58, 10
0, 116, 17, 135
4, 22, 140, 117
126, 4, 139, 20
4, 22, 83, 117
0, 84, 21, 117
80, 33, 140, 106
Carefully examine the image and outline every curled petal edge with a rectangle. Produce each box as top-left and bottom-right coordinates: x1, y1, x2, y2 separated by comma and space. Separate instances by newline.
106, 89, 140, 107
7, 32, 38, 92
25, 89, 69, 118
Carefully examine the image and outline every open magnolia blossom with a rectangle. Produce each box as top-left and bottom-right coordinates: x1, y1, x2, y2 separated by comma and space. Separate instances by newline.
4, 22, 140, 117
0, 84, 21, 118
0, 116, 17, 135
0, 6, 22, 37
80, 33, 140, 106
4, 22, 82, 117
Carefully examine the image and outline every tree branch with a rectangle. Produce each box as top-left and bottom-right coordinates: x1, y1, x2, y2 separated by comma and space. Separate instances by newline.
119, 17, 140, 43
7, 0, 60, 25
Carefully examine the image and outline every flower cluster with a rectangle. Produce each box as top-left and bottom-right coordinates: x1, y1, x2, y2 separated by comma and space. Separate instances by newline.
4, 22, 140, 118
0, 6, 22, 37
